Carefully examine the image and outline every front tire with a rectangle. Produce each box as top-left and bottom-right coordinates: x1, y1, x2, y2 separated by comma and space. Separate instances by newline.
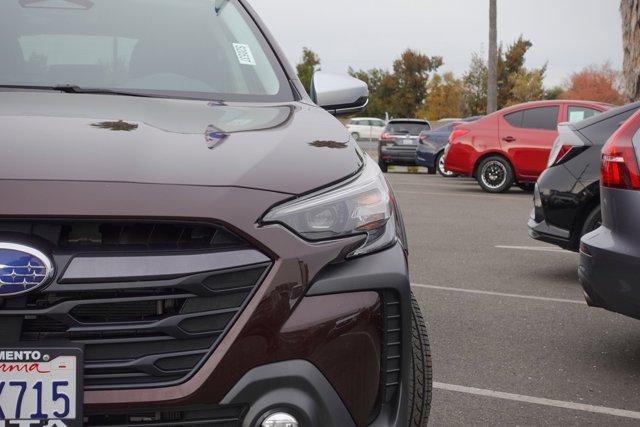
408, 292, 433, 426
477, 156, 514, 193
436, 152, 456, 177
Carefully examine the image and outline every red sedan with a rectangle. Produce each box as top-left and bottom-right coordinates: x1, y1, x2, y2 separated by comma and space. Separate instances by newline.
444, 100, 610, 192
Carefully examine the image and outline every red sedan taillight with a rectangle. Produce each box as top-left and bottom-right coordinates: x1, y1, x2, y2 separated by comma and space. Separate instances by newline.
601, 111, 640, 190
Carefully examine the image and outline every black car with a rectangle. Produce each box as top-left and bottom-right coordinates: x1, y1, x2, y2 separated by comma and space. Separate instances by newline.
378, 119, 431, 172
580, 108, 640, 320
529, 102, 640, 251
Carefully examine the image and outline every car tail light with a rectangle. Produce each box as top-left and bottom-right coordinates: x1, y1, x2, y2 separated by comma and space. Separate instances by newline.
601, 112, 640, 190
419, 134, 428, 144
548, 144, 580, 167
380, 132, 395, 142
547, 125, 588, 168
449, 129, 469, 144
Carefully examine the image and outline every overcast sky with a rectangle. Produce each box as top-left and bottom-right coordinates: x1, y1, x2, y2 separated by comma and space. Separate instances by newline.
249, 0, 623, 88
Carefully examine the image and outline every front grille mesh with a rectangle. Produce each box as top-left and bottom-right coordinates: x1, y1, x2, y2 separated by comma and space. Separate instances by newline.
0, 220, 247, 252
84, 405, 246, 427
0, 220, 269, 390
17, 265, 267, 389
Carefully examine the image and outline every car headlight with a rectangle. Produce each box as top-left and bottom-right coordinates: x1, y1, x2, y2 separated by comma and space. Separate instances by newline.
262, 157, 398, 257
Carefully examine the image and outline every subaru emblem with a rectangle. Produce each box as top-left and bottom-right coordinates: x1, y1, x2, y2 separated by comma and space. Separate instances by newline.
0, 243, 54, 297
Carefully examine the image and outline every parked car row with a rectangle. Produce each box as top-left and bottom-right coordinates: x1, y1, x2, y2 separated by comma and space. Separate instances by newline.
529, 102, 640, 251
521, 102, 640, 322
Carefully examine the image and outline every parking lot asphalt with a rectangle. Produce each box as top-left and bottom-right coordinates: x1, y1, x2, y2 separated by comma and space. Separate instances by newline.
384, 171, 640, 425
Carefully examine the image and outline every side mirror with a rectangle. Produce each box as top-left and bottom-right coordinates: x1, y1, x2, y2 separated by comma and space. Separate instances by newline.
310, 71, 369, 116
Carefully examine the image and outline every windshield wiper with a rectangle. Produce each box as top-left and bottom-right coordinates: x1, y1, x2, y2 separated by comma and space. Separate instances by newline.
0, 84, 226, 102
0, 84, 163, 98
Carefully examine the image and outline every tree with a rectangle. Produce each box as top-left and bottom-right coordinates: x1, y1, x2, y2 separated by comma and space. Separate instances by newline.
544, 86, 565, 100
418, 72, 464, 120
497, 36, 539, 108
561, 63, 625, 105
350, 49, 442, 118
349, 67, 396, 118
621, 0, 640, 101
506, 67, 547, 106
296, 47, 320, 94
462, 53, 488, 116
487, 0, 498, 113
461, 37, 546, 115
391, 49, 443, 117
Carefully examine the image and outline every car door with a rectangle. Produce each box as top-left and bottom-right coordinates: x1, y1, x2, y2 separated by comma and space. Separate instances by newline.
371, 119, 385, 140
349, 119, 366, 139
360, 120, 373, 140
499, 105, 560, 179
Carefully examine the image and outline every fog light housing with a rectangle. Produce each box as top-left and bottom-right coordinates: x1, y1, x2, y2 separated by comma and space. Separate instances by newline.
261, 412, 299, 427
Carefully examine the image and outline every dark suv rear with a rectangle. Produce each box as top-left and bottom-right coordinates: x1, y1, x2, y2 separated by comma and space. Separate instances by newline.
0, 1, 431, 426
378, 119, 431, 172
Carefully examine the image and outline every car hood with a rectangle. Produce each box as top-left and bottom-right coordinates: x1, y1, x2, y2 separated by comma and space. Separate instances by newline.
0, 92, 362, 195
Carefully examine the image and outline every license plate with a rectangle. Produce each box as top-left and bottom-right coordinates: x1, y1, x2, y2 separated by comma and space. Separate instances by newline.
0, 348, 82, 427
403, 138, 414, 145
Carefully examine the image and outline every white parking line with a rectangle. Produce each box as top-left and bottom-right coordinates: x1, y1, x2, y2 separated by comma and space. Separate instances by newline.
389, 181, 478, 189
395, 190, 524, 201
434, 382, 640, 420
495, 245, 572, 253
411, 283, 586, 305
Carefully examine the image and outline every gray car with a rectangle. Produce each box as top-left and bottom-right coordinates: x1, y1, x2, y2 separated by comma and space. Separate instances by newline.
579, 109, 640, 320
378, 119, 431, 172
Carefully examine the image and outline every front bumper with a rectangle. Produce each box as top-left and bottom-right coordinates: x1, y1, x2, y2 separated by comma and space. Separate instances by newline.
84, 244, 412, 427
579, 226, 640, 320
527, 182, 575, 250
528, 209, 572, 250
0, 180, 412, 427
380, 145, 419, 166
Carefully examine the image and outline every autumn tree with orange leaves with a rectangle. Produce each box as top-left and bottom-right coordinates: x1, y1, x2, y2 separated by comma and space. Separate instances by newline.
561, 63, 625, 105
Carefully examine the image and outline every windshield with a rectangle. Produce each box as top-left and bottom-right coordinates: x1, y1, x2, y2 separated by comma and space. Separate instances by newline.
387, 122, 430, 135
0, 0, 293, 101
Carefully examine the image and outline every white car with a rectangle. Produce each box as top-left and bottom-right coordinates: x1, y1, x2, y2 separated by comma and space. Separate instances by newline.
346, 117, 386, 141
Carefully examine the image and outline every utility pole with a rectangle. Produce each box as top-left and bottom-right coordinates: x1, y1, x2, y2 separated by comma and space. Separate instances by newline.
487, 0, 498, 113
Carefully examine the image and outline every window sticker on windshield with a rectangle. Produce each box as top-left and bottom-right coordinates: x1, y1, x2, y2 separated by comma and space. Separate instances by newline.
233, 43, 256, 66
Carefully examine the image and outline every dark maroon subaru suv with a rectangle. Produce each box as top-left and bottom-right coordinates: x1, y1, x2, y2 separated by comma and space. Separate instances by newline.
0, 1, 431, 426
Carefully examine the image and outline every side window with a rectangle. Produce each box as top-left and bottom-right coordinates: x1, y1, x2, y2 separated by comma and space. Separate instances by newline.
568, 107, 600, 124
351, 120, 362, 126
521, 106, 559, 130
504, 111, 524, 128
373, 120, 385, 127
